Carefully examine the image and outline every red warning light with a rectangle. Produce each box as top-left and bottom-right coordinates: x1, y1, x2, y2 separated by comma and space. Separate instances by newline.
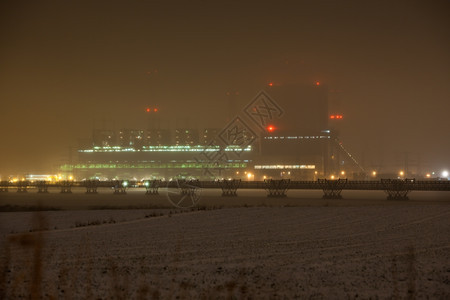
330, 115, 343, 119
268, 82, 273, 87
330, 115, 335, 119
267, 125, 275, 132
146, 108, 151, 112
315, 81, 320, 86
154, 108, 158, 112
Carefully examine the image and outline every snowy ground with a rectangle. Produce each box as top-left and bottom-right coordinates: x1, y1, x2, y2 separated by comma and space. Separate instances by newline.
1, 190, 450, 298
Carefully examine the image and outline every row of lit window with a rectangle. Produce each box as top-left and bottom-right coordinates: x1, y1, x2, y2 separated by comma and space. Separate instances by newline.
81, 145, 252, 153
264, 136, 331, 140
254, 165, 316, 170
69, 162, 249, 169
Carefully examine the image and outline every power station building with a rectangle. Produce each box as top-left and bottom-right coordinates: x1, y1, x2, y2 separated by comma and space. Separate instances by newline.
61, 83, 356, 180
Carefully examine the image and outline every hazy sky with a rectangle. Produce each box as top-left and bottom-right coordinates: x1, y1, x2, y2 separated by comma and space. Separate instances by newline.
1, 0, 449, 174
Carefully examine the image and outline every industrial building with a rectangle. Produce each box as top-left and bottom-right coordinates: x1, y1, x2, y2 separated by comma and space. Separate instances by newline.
60, 83, 360, 180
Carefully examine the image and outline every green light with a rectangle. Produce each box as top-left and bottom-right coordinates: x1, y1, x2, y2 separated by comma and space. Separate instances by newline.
64, 162, 248, 170
79, 144, 251, 153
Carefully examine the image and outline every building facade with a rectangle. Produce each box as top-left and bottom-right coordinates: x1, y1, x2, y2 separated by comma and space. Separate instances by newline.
60, 83, 360, 180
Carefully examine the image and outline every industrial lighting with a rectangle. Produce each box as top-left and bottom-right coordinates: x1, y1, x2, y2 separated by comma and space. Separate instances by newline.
266, 125, 275, 132
442, 170, 449, 178
399, 171, 404, 177
372, 171, 377, 177
254, 165, 315, 170
340, 171, 345, 176
80, 145, 252, 153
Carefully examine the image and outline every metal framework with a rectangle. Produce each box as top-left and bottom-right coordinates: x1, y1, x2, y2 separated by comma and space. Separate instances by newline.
17, 181, 29, 193
144, 180, 161, 195
3, 179, 450, 200
219, 179, 241, 196
165, 179, 202, 208
113, 180, 127, 194
60, 180, 73, 193
0, 181, 9, 192
264, 179, 290, 197
179, 180, 201, 195
36, 181, 49, 193
84, 180, 99, 194
318, 179, 348, 199
381, 179, 414, 200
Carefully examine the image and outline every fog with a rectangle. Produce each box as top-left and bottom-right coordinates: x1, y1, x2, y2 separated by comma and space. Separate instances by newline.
1, 0, 449, 174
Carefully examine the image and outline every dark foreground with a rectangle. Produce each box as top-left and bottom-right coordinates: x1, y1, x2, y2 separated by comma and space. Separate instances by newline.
1, 195, 450, 298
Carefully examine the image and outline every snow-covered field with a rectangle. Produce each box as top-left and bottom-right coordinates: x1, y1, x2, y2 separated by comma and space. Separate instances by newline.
1, 190, 450, 298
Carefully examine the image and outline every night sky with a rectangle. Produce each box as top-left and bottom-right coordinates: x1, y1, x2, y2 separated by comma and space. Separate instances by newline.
1, 0, 449, 175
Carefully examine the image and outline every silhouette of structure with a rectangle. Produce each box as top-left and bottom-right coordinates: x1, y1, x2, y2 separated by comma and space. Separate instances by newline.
61, 83, 365, 180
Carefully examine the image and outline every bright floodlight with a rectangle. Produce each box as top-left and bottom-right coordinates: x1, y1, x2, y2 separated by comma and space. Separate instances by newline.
123, 181, 128, 187
442, 170, 449, 178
